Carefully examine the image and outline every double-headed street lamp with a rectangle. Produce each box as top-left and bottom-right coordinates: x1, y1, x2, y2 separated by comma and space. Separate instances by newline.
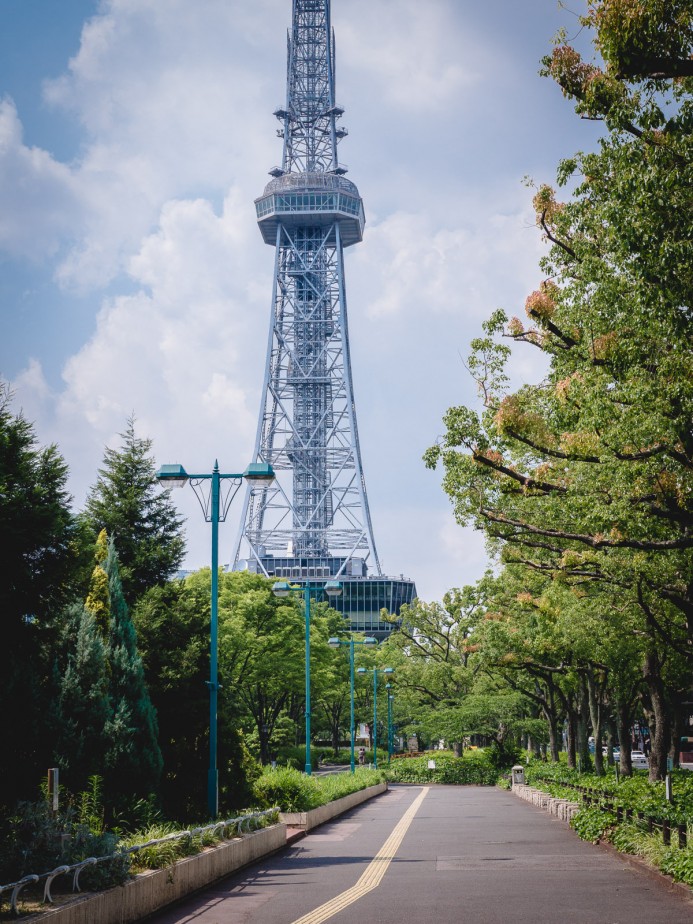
357, 666, 394, 768
272, 580, 343, 775
327, 635, 377, 773
157, 460, 275, 818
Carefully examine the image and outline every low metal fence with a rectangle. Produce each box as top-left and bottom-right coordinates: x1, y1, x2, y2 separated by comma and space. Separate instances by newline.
0, 807, 278, 916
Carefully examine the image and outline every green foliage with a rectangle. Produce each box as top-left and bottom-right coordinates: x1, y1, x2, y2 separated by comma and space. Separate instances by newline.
0, 778, 129, 889
387, 752, 498, 786
253, 767, 324, 812
84, 416, 185, 606
252, 767, 384, 812
571, 805, 617, 843
132, 578, 213, 819
101, 537, 162, 807
424, 0, 693, 785
0, 385, 79, 807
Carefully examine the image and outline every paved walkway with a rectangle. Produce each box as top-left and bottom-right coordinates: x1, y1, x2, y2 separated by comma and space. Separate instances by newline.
146, 785, 693, 923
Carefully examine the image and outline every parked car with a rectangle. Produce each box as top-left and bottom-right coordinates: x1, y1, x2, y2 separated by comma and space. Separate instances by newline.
630, 750, 649, 769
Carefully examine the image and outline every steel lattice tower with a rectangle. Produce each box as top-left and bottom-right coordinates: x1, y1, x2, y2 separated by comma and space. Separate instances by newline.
233, 0, 415, 633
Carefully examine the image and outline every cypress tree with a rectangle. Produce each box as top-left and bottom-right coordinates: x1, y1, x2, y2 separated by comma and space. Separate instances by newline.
51, 602, 111, 791
101, 536, 163, 804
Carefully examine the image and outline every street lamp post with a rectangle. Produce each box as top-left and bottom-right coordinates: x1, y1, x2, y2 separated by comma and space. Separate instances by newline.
386, 683, 394, 765
273, 581, 343, 775
328, 636, 377, 772
357, 666, 394, 768
157, 460, 274, 818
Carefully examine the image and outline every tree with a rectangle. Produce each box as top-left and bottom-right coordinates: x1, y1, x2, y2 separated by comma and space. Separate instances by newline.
0, 384, 78, 806
0, 383, 75, 632
84, 417, 185, 605
217, 572, 336, 765
425, 1, 692, 780
98, 534, 162, 806
50, 603, 111, 792
133, 577, 221, 819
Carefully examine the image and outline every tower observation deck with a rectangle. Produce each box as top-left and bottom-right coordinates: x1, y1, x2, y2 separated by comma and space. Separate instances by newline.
232, 0, 416, 637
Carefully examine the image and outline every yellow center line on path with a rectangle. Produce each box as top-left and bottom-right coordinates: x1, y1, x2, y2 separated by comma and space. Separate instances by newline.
289, 787, 429, 924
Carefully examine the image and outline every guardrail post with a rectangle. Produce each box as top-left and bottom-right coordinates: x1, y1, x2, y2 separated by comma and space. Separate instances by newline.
10, 875, 39, 915
678, 824, 687, 848
43, 865, 70, 904
662, 819, 671, 846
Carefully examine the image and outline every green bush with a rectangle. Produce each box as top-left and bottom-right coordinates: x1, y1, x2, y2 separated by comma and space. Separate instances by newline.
0, 778, 130, 889
253, 766, 324, 812
570, 805, 616, 843
252, 766, 385, 812
387, 752, 498, 786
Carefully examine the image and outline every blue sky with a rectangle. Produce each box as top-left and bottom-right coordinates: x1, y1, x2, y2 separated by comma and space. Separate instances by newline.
0, 0, 604, 602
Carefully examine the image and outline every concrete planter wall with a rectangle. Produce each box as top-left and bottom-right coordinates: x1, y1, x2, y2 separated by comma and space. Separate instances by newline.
29, 782, 387, 922
280, 782, 387, 831
36, 824, 287, 924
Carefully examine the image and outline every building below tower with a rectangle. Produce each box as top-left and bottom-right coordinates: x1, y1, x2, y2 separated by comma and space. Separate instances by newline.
237, 554, 416, 640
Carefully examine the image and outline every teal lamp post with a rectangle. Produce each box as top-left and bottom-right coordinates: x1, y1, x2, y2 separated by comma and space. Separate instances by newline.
157, 460, 274, 818
273, 580, 343, 775
386, 683, 394, 765
328, 636, 377, 772
357, 666, 394, 768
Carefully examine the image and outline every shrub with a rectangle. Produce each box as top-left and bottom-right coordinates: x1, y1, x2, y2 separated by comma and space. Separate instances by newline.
387, 752, 498, 786
252, 766, 385, 812
570, 805, 616, 843
253, 767, 324, 812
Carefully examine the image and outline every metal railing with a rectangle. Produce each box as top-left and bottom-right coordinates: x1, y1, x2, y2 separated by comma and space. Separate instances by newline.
0, 808, 278, 916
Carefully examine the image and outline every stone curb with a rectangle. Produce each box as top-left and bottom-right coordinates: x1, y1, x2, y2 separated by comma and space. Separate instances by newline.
511, 783, 580, 823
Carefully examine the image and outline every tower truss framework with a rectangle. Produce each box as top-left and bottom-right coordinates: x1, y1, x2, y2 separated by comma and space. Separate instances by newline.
232, 0, 415, 631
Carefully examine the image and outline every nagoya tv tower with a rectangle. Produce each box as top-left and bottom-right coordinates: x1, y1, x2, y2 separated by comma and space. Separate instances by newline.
233, 0, 416, 636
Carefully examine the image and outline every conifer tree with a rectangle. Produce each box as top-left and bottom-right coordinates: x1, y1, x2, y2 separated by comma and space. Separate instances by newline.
51, 602, 111, 791
84, 417, 185, 605
49, 533, 162, 804
0, 384, 76, 806
100, 535, 163, 803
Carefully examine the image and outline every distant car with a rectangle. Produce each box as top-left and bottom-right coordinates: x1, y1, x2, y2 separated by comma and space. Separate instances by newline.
631, 750, 649, 769
601, 746, 621, 759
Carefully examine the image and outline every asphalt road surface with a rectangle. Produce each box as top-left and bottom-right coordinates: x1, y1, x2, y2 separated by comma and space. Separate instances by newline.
146, 785, 693, 923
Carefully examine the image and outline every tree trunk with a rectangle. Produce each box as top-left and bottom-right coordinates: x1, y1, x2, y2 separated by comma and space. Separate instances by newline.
616, 698, 633, 776
669, 698, 686, 770
544, 709, 560, 762
452, 740, 462, 757
643, 648, 670, 782
577, 681, 591, 771
586, 670, 604, 776
566, 710, 577, 769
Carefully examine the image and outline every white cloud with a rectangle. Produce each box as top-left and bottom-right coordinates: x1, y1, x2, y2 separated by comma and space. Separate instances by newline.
38, 0, 281, 290
352, 189, 544, 323
0, 98, 82, 260
335, 0, 483, 113
11, 191, 262, 516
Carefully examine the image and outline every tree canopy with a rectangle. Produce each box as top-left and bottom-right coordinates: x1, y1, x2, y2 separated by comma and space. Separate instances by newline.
424, 0, 692, 779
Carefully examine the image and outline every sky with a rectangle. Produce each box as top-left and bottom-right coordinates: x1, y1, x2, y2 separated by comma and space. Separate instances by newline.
0, 0, 604, 603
